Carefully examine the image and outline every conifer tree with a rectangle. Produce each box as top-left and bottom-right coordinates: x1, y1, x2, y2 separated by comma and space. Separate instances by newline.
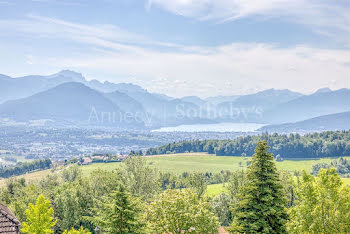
91, 185, 145, 233
230, 141, 288, 233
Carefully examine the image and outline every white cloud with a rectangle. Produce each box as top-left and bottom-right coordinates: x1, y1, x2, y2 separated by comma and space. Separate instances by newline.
0, 14, 181, 52
43, 41, 350, 97
1, 15, 350, 97
148, 0, 300, 20
147, 0, 350, 40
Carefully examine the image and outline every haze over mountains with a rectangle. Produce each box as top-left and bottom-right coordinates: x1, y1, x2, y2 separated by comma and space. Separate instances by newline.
0, 82, 144, 129
0, 70, 349, 132
260, 111, 350, 133
262, 88, 350, 123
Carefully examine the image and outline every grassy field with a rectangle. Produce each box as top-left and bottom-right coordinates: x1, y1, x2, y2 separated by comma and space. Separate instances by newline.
1, 153, 349, 187
80, 162, 122, 176
206, 178, 350, 197
81, 153, 347, 175
0, 169, 53, 187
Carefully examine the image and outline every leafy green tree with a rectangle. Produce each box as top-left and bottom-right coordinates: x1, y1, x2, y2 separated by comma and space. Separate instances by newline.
288, 168, 350, 233
146, 189, 219, 233
22, 194, 57, 234
39, 174, 60, 191
227, 170, 246, 201
0, 179, 40, 222
62, 226, 91, 234
158, 172, 177, 190
279, 170, 297, 207
61, 165, 82, 182
212, 192, 232, 226
187, 172, 207, 198
230, 141, 288, 233
123, 157, 160, 199
10, 184, 39, 222
91, 185, 145, 233
53, 180, 94, 232
89, 169, 120, 197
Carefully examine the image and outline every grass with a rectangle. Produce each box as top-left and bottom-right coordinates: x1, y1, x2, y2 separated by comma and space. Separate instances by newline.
206, 183, 229, 197
276, 158, 338, 172
1, 153, 350, 187
206, 178, 350, 198
342, 178, 350, 186
81, 153, 349, 175
206, 179, 350, 198
145, 153, 245, 174
0, 169, 53, 187
80, 153, 246, 175
81, 162, 122, 176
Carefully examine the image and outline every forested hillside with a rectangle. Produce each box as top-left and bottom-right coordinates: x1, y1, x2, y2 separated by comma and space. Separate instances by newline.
146, 131, 350, 158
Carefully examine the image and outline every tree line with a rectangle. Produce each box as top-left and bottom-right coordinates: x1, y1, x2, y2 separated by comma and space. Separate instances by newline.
0, 159, 52, 178
146, 130, 350, 158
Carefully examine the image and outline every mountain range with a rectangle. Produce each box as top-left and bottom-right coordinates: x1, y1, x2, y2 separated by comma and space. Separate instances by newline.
260, 111, 350, 133
0, 70, 152, 104
262, 88, 350, 123
0, 70, 350, 132
0, 82, 145, 129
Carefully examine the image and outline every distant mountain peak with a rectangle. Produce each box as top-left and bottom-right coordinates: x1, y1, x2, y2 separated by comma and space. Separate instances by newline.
49, 70, 85, 82
113, 82, 146, 93
258, 88, 301, 95
180, 96, 205, 106
314, 87, 332, 94
0, 74, 12, 80
57, 69, 82, 77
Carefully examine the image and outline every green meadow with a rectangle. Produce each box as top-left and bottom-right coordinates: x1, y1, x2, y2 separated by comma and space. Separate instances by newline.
1, 153, 349, 187
205, 178, 350, 197
81, 153, 347, 175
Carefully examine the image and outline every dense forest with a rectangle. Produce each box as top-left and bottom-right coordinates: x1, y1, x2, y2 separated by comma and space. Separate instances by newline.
0, 159, 52, 178
146, 131, 350, 158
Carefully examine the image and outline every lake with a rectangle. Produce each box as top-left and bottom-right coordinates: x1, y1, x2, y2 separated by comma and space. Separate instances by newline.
152, 122, 266, 132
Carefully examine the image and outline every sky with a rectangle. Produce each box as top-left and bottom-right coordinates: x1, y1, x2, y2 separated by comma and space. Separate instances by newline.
0, 0, 350, 98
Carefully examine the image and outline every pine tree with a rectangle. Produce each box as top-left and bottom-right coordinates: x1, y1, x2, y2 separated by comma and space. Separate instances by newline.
91, 185, 145, 233
230, 141, 288, 233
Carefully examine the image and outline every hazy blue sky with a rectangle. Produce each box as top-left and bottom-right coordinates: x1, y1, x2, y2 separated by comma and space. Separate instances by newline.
0, 0, 350, 97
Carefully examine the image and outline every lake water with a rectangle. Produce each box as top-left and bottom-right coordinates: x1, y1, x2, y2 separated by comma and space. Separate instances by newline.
152, 122, 266, 132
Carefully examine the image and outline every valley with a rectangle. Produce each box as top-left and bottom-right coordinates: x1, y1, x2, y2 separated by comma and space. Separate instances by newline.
2, 2, 350, 232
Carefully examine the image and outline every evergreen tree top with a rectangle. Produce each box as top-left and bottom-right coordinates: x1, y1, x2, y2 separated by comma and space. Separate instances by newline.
231, 141, 288, 234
